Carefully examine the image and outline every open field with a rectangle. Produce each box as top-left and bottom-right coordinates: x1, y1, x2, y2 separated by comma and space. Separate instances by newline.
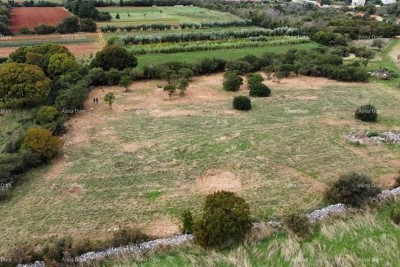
96, 6, 241, 26
102, 202, 400, 266
135, 43, 318, 68
1, 71, 400, 255
9, 7, 71, 34
0, 33, 102, 58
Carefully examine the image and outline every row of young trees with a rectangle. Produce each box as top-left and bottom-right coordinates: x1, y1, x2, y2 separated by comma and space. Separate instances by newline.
94, 0, 196, 7
0, 2, 10, 35
122, 27, 300, 45
130, 36, 310, 55
100, 20, 252, 33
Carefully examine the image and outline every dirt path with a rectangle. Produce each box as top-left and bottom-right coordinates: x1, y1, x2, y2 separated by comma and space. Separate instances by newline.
97, 29, 106, 48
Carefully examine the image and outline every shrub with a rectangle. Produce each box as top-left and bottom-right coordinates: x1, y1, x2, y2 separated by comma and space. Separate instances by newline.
226, 60, 252, 75
22, 128, 63, 160
0, 153, 24, 184
284, 213, 312, 238
181, 210, 194, 234
247, 73, 264, 85
391, 203, 400, 225
193, 191, 252, 249
355, 104, 378, 122
164, 85, 176, 97
110, 228, 149, 247
233, 96, 252, 111
249, 83, 271, 97
325, 172, 381, 207
393, 171, 400, 188
35, 106, 59, 125
223, 71, 243, 92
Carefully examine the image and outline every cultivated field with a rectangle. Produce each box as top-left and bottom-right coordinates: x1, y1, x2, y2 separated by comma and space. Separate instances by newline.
8, 7, 71, 33
1, 72, 400, 254
0, 33, 102, 58
96, 6, 241, 26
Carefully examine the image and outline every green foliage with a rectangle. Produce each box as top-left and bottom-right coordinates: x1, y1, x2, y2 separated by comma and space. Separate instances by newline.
22, 128, 63, 160
284, 213, 312, 239
35, 106, 59, 125
226, 60, 252, 75
181, 210, 194, 234
249, 83, 271, 97
177, 78, 189, 95
48, 53, 79, 78
223, 71, 243, 92
233, 96, 252, 111
0, 63, 51, 106
325, 172, 381, 207
390, 202, 400, 225
56, 16, 80, 34
372, 39, 384, 50
164, 84, 176, 97
105, 68, 121, 85
194, 191, 252, 249
80, 18, 97, 32
104, 92, 116, 108
91, 45, 138, 71
312, 31, 347, 46
355, 104, 378, 122
119, 75, 132, 91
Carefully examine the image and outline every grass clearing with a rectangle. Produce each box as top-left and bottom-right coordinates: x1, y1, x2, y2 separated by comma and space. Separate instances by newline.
96, 6, 241, 26
0, 72, 399, 255
135, 43, 319, 68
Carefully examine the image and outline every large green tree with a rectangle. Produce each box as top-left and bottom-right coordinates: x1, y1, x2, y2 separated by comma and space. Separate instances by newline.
91, 45, 138, 71
48, 53, 79, 77
0, 63, 51, 105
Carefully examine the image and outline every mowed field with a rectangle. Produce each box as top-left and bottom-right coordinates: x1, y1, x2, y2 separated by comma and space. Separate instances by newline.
9, 7, 71, 33
1, 72, 400, 254
96, 6, 241, 26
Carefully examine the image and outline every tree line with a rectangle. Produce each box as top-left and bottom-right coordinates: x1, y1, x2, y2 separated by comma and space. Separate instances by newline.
122, 27, 300, 45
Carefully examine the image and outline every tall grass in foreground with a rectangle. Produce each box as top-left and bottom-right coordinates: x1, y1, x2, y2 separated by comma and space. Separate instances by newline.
90, 202, 400, 267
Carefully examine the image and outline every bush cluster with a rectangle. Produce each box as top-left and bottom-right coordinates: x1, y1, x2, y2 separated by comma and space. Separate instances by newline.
355, 104, 378, 122
325, 172, 381, 207
193, 191, 252, 249
284, 213, 312, 238
19, 17, 97, 35
223, 71, 243, 92
233, 96, 252, 111
247, 73, 271, 97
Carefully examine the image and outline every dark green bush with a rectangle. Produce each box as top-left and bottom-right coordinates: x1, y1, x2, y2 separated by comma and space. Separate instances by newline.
355, 104, 378, 122
284, 213, 312, 238
249, 83, 271, 97
247, 73, 264, 86
181, 210, 194, 234
233, 96, 252, 111
391, 203, 400, 225
223, 71, 243, 92
194, 191, 252, 249
110, 228, 150, 247
0, 153, 24, 184
325, 172, 381, 207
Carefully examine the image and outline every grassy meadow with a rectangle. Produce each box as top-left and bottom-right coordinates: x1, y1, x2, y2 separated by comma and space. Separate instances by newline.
96, 6, 241, 26
1, 68, 400, 254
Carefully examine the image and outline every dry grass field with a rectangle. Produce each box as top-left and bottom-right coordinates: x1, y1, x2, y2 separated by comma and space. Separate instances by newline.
0, 72, 400, 255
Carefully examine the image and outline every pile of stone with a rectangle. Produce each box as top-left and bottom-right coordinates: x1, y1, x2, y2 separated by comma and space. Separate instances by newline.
306, 203, 348, 222
346, 131, 400, 145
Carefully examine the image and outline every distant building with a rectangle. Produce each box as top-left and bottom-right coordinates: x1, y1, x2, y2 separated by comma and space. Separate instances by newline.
381, 0, 396, 4
351, 0, 366, 6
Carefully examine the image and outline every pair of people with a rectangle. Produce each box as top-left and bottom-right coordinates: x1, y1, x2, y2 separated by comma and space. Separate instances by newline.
93, 98, 99, 105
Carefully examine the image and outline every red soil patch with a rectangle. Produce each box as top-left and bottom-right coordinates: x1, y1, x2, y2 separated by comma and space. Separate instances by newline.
9, 7, 71, 33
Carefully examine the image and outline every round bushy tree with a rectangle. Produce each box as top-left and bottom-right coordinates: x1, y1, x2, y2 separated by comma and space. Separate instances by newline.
325, 172, 381, 207
223, 71, 243, 92
249, 83, 271, 97
91, 45, 137, 71
194, 191, 252, 249
355, 104, 378, 122
233, 96, 252, 111
23, 128, 63, 160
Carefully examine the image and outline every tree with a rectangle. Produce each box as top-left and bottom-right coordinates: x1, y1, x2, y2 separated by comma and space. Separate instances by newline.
163, 85, 176, 97
48, 53, 79, 78
116, 13, 120, 19
355, 104, 378, 122
262, 66, 274, 80
91, 45, 137, 71
119, 75, 132, 92
194, 191, 252, 249
80, 18, 96, 32
177, 78, 189, 96
0, 63, 51, 106
275, 71, 285, 83
223, 71, 243, 92
372, 39, 384, 50
23, 128, 63, 160
56, 16, 80, 34
104, 92, 116, 108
